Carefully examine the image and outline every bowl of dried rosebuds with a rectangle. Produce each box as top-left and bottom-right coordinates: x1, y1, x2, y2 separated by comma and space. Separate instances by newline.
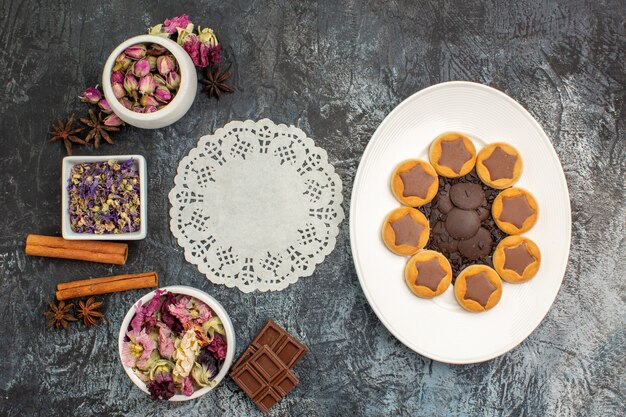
102, 34, 197, 129
118, 286, 236, 401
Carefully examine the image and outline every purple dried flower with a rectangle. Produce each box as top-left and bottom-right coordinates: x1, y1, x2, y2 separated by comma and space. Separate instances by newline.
103, 113, 123, 127
124, 72, 138, 94
147, 371, 176, 400
147, 55, 157, 71
139, 74, 155, 95
161, 292, 183, 334
148, 44, 167, 56
140, 95, 159, 107
112, 82, 126, 99
132, 58, 151, 77
166, 72, 180, 90
111, 70, 125, 84
181, 376, 194, 396
119, 97, 132, 109
80, 87, 102, 104
163, 14, 192, 34
98, 99, 112, 114
144, 106, 158, 113
182, 35, 202, 67
156, 55, 176, 75
125, 43, 147, 59
154, 86, 172, 103
207, 333, 227, 361
114, 53, 132, 71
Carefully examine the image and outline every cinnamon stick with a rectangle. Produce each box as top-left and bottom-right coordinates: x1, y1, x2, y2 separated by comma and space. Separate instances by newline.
25, 234, 128, 265
56, 272, 158, 301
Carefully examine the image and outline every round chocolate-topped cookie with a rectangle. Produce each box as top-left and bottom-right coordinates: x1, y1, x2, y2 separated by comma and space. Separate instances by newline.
445, 208, 481, 240
476, 143, 523, 189
429, 132, 477, 178
382, 207, 430, 256
454, 265, 502, 312
404, 250, 452, 298
492, 187, 538, 234
493, 236, 541, 283
449, 182, 485, 210
390, 160, 439, 207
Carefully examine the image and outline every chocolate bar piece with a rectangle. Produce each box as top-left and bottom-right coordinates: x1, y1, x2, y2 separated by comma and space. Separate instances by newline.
231, 346, 299, 413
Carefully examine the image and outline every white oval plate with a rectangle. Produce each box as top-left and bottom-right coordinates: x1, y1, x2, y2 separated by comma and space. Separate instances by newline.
350, 81, 571, 364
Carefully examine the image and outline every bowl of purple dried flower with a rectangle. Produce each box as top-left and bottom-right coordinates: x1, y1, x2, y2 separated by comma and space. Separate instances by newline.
61, 155, 147, 240
118, 285, 235, 401
102, 34, 197, 129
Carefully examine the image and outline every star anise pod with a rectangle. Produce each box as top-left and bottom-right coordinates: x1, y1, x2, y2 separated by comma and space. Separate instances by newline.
77, 297, 105, 327
43, 300, 77, 330
80, 108, 119, 149
48, 114, 86, 155
199, 67, 234, 100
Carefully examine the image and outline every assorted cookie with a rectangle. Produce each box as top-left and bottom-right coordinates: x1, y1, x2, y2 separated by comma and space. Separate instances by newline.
404, 250, 452, 298
476, 143, 523, 189
429, 132, 477, 178
382, 207, 430, 256
493, 236, 541, 283
492, 187, 538, 234
383, 132, 540, 313
390, 160, 439, 207
454, 265, 503, 312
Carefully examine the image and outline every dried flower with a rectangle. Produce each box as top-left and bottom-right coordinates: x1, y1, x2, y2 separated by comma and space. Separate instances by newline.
168, 296, 211, 327
147, 24, 170, 38
48, 114, 86, 155
124, 72, 139, 95
153, 73, 166, 87
77, 297, 104, 326
166, 71, 180, 90
156, 55, 176, 75
181, 35, 203, 67
144, 106, 157, 113
122, 329, 156, 368
207, 333, 227, 361
181, 376, 194, 396
43, 300, 77, 330
67, 159, 140, 234
103, 113, 124, 127
125, 43, 147, 59
111, 70, 125, 84
172, 328, 201, 382
154, 86, 172, 103
147, 55, 157, 71
132, 105, 143, 113
112, 82, 126, 99
132, 58, 151, 77
161, 292, 183, 334
157, 323, 175, 359
80, 87, 102, 104
139, 74, 156, 95
113, 52, 132, 71
98, 98, 112, 114
119, 97, 132, 109
140, 95, 159, 107
147, 371, 176, 400
163, 14, 192, 34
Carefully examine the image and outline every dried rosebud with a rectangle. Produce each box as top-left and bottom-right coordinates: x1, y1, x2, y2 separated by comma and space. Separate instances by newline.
139, 74, 155, 95
113, 53, 132, 71
148, 43, 168, 56
197, 27, 218, 47
98, 99, 112, 114
119, 97, 132, 110
103, 113, 124, 127
144, 105, 158, 113
125, 43, 147, 60
154, 86, 172, 103
112, 82, 126, 99
80, 87, 102, 104
153, 74, 166, 87
166, 71, 180, 90
156, 55, 176, 75
140, 95, 159, 107
132, 58, 151, 77
111, 70, 125, 84
133, 106, 144, 113
147, 55, 157, 71
124, 72, 139, 94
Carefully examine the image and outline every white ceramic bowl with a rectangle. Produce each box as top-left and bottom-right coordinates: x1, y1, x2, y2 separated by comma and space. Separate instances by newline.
102, 34, 198, 129
61, 155, 147, 240
118, 285, 236, 401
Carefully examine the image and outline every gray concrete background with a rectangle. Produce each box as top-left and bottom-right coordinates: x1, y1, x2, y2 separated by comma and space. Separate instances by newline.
0, 0, 624, 416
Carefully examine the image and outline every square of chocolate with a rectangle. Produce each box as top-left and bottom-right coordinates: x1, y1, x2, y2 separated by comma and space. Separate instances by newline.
231, 345, 258, 373
231, 363, 266, 399
275, 336, 308, 368
252, 320, 287, 350
250, 346, 285, 382
274, 370, 299, 397
253, 387, 283, 413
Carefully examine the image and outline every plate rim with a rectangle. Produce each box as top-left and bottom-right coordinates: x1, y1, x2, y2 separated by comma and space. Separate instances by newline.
349, 80, 572, 364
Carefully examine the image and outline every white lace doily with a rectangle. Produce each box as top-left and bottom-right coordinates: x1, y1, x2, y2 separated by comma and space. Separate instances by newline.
169, 119, 344, 292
